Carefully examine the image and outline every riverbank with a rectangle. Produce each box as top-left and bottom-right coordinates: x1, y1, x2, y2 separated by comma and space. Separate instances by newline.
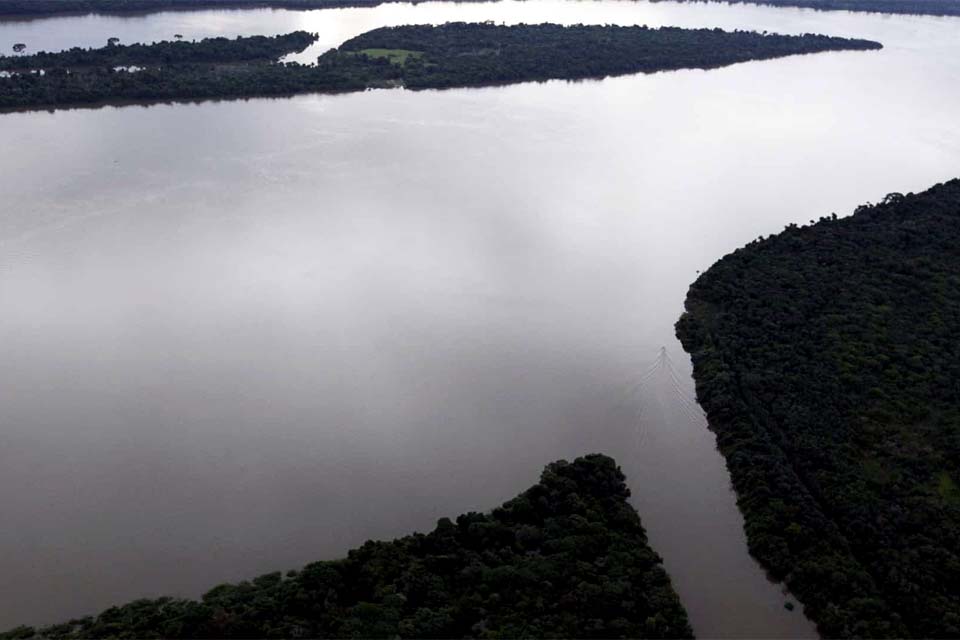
677, 179, 960, 637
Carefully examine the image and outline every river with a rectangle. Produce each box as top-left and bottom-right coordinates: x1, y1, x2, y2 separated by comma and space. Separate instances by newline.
1, 1, 958, 636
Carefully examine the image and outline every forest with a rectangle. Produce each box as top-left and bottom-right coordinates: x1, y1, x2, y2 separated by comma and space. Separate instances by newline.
0, 0, 403, 15
657, 0, 960, 17
1, 0, 958, 17
0, 22, 881, 111
333, 22, 880, 89
676, 179, 960, 637
0, 31, 318, 69
0, 454, 693, 639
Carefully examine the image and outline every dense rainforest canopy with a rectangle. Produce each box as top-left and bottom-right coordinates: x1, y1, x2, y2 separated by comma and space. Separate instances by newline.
0, 454, 692, 639
0, 22, 881, 111
0, 31, 317, 69
1, 0, 958, 17
333, 22, 880, 88
676, 179, 960, 637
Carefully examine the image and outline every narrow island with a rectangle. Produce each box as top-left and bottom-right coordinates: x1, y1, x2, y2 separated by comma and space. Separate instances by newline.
0, 454, 693, 639
1, 0, 958, 19
676, 179, 960, 637
0, 22, 882, 112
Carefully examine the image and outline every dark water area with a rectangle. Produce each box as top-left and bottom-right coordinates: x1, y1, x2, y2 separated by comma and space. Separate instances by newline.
1, 1, 959, 636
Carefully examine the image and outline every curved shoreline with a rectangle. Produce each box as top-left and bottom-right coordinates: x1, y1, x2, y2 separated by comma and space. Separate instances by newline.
677, 179, 960, 637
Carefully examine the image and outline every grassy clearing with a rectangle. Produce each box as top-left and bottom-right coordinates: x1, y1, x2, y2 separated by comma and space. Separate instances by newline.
355, 48, 423, 65
938, 471, 960, 505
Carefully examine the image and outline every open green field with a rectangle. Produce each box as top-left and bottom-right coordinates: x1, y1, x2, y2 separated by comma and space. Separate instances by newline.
355, 48, 423, 65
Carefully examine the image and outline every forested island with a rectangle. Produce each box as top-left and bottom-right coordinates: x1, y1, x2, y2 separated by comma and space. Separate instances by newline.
0, 454, 692, 639
676, 179, 960, 637
0, 22, 881, 111
1, 0, 959, 17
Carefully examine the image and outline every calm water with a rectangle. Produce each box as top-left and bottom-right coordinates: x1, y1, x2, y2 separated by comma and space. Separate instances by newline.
2, 1, 959, 636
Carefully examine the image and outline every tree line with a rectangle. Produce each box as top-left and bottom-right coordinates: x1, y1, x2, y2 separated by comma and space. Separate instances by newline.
677, 179, 960, 637
0, 0, 957, 17
0, 31, 317, 69
0, 0, 401, 16
655, 0, 960, 18
1, 454, 693, 639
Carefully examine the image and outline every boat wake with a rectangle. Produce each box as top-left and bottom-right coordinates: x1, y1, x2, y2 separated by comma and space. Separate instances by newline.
629, 347, 705, 451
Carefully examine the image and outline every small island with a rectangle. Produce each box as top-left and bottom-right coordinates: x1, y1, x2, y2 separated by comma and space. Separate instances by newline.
677, 179, 960, 637
0, 22, 882, 112
0, 454, 693, 639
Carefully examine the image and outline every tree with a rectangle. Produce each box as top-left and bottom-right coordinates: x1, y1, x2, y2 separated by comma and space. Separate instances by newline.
107, 37, 120, 46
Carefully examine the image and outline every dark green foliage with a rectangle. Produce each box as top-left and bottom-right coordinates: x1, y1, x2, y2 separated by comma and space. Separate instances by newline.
332, 22, 880, 90
676, 180, 960, 637
0, 23, 881, 112
656, 0, 960, 18
1, 454, 693, 639
0, 31, 349, 110
0, 31, 317, 69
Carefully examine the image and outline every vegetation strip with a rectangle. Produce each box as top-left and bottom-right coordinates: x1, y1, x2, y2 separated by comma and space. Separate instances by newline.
654, 0, 960, 18
0, 31, 317, 69
0, 22, 882, 112
1, 454, 693, 639
0, 0, 958, 18
0, 0, 443, 16
676, 179, 960, 637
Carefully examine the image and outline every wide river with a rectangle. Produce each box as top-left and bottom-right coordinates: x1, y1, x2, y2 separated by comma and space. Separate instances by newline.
1, 0, 959, 635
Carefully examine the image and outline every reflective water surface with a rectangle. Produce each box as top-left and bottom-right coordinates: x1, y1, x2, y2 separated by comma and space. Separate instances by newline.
1, 1, 959, 636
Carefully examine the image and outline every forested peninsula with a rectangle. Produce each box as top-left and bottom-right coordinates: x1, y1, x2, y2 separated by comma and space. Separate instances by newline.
2, 0, 959, 18
1, 454, 692, 639
676, 179, 960, 637
0, 22, 881, 112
